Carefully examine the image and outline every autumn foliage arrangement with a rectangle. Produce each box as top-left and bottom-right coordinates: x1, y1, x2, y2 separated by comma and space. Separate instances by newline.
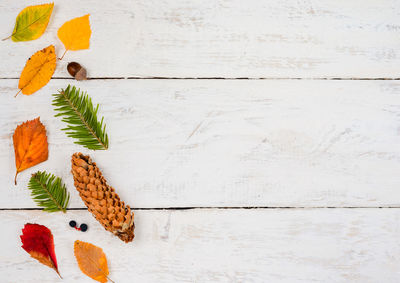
6, 3, 92, 96
6, 2, 134, 282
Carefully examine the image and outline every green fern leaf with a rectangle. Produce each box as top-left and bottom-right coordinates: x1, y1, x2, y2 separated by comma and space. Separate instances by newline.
52, 85, 109, 150
28, 171, 70, 212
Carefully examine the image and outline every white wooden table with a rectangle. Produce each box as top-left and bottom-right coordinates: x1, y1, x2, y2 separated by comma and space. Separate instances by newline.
1, 0, 400, 282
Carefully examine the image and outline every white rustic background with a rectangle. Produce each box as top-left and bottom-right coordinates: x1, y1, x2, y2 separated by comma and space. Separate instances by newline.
1, 0, 400, 282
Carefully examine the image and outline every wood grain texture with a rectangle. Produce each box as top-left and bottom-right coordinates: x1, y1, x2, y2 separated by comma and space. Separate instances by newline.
1, 79, 400, 208
1, 209, 400, 283
0, 0, 399, 78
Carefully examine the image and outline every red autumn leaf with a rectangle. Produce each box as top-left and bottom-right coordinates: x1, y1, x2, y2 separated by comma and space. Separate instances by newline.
20, 223, 61, 278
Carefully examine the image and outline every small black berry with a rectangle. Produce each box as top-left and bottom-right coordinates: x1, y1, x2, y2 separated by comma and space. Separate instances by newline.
69, 220, 77, 228
80, 223, 88, 232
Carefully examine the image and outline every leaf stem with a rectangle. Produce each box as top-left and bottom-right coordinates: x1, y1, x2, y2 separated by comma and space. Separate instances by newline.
15, 89, 22, 98
2, 35, 11, 41
56, 269, 63, 279
59, 49, 68, 60
106, 275, 115, 283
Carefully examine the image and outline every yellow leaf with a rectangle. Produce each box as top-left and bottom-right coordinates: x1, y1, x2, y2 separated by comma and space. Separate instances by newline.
74, 240, 111, 283
58, 14, 91, 59
2, 3, 54, 42
17, 45, 56, 96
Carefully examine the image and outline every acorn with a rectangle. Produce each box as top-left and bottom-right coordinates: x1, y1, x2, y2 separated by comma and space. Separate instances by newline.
67, 62, 87, 81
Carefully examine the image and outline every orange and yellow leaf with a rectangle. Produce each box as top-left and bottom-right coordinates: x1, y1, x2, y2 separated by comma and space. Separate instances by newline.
74, 240, 110, 283
17, 45, 56, 96
13, 118, 48, 184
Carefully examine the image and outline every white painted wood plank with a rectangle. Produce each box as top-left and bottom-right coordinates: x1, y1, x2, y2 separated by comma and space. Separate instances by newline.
0, 0, 399, 78
1, 79, 400, 208
1, 209, 399, 282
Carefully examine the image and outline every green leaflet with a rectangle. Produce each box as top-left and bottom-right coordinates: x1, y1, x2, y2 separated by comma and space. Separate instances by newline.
52, 85, 109, 150
3, 3, 54, 42
28, 171, 70, 213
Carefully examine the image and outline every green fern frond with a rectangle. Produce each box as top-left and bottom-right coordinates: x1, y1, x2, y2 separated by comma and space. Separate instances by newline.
52, 85, 109, 150
28, 171, 70, 213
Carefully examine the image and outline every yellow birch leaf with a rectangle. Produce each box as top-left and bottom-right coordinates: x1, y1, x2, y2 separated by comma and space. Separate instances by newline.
58, 14, 91, 59
74, 240, 110, 283
17, 45, 56, 96
3, 3, 54, 42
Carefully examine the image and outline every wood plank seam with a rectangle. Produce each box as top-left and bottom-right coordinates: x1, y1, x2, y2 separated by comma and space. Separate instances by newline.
1, 77, 400, 80
1, 207, 400, 211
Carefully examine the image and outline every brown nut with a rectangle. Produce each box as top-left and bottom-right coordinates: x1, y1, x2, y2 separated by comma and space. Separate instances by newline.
67, 62, 87, 81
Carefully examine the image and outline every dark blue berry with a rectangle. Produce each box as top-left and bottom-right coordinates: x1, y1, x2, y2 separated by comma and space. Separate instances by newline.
69, 220, 77, 228
80, 223, 88, 232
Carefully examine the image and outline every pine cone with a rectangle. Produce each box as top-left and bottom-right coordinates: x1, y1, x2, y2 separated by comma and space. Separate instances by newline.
71, 153, 135, 243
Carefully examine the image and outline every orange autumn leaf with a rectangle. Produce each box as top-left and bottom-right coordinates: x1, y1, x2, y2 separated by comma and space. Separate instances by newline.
13, 118, 48, 185
17, 45, 56, 96
74, 240, 111, 283
58, 14, 91, 60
